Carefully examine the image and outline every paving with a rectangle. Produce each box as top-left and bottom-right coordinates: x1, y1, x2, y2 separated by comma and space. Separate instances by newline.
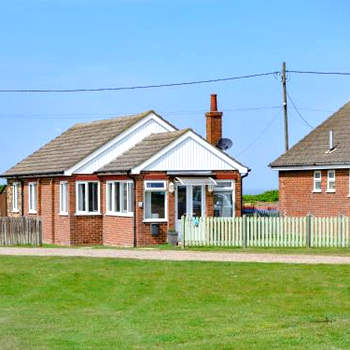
0, 247, 350, 264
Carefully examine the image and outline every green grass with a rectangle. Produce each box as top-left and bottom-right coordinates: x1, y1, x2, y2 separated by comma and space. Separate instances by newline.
243, 189, 279, 204
0, 256, 350, 349
0, 184, 5, 194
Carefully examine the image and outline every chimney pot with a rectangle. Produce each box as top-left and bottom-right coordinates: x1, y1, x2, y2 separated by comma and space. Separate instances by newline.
210, 94, 218, 112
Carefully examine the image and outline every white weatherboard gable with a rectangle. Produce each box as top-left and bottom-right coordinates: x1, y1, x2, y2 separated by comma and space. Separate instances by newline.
65, 112, 176, 175
131, 131, 249, 175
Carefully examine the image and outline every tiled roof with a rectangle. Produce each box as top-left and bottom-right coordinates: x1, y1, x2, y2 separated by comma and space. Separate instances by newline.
270, 101, 350, 167
3, 111, 154, 176
99, 129, 190, 172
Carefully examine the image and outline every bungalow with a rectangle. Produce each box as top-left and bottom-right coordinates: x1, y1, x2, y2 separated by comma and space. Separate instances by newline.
270, 100, 350, 216
2, 94, 249, 246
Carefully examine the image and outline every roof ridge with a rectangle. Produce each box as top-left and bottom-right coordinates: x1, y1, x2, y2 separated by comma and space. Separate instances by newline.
71, 110, 153, 129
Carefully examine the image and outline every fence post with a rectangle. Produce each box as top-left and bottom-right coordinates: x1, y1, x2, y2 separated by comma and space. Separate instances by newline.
181, 216, 185, 249
306, 214, 312, 248
242, 215, 247, 248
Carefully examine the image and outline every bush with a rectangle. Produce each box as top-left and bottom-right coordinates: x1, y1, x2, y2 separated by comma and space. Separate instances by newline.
243, 190, 279, 204
0, 185, 5, 194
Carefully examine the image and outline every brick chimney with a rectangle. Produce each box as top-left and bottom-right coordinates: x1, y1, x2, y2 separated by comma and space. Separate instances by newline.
205, 94, 223, 146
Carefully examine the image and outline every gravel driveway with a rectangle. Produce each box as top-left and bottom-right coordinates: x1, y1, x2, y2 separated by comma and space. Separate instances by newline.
0, 247, 349, 264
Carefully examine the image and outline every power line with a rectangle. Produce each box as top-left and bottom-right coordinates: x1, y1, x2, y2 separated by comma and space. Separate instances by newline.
0, 105, 282, 120
287, 70, 350, 76
236, 109, 281, 156
287, 92, 314, 129
0, 71, 278, 93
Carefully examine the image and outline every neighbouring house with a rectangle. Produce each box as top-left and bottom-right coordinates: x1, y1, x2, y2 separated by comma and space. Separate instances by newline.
270, 100, 350, 216
1, 94, 249, 246
0, 185, 7, 216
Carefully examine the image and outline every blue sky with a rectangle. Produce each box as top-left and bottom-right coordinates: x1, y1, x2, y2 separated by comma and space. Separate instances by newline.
1, 0, 350, 193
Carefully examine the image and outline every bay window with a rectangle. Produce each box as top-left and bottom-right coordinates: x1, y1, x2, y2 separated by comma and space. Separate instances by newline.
313, 171, 322, 192
76, 181, 100, 214
144, 181, 167, 221
12, 182, 19, 212
213, 181, 234, 217
327, 170, 335, 192
28, 182, 37, 214
106, 181, 133, 215
59, 181, 68, 215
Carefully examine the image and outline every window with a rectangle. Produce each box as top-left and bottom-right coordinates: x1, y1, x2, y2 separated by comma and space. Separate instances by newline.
59, 181, 68, 214
76, 181, 100, 214
106, 181, 134, 216
313, 171, 322, 192
28, 182, 37, 213
213, 181, 234, 217
327, 170, 335, 192
12, 182, 19, 212
144, 181, 167, 221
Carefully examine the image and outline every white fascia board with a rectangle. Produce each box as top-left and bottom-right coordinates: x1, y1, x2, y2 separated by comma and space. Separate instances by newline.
64, 112, 176, 175
272, 164, 350, 171
131, 130, 249, 175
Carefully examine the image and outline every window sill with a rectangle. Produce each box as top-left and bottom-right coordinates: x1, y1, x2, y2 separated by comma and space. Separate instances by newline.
28, 211, 37, 214
143, 219, 168, 223
59, 212, 69, 216
326, 190, 336, 193
312, 190, 322, 193
11, 210, 19, 213
75, 212, 102, 216
106, 212, 133, 217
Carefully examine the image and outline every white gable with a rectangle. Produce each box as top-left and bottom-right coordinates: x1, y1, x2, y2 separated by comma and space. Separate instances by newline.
132, 131, 248, 174
65, 112, 175, 175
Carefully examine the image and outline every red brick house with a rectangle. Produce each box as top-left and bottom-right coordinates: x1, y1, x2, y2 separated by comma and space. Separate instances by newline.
270, 101, 350, 216
2, 94, 249, 246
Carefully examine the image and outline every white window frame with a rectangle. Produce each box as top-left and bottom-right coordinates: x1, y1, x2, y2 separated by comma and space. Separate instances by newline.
327, 170, 336, 193
59, 181, 69, 215
144, 180, 167, 222
106, 180, 134, 217
28, 182, 37, 214
313, 171, 322, 193
213, 180, 235, 217
75, 181, 100, 215
12, 182, 19, 213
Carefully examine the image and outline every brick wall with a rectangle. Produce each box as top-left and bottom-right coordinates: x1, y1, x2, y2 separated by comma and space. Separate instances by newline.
279, 169, 350, 216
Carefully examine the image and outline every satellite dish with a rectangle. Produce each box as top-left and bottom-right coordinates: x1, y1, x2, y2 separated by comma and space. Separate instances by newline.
216, 138, 233, 151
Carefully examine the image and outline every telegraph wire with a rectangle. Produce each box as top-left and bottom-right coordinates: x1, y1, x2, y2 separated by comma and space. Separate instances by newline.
286, 91, 314, 129
287, 70, 350, 76
0, 71, 278, 93
236, 108, 282, 156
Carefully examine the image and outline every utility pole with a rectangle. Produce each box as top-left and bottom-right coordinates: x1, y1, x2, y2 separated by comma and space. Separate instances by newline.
282, 61, 289, 151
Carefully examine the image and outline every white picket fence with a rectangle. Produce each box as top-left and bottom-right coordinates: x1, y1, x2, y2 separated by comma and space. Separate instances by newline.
181, 216, 350, 248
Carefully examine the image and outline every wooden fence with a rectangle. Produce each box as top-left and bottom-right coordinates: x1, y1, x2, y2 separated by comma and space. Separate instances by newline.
181, 215, 350, 248
0, 217, 42, 246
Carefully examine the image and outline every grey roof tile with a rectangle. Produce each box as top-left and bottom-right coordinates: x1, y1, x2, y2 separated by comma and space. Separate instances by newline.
3, 111, 154, 176
270, 101, 350, 167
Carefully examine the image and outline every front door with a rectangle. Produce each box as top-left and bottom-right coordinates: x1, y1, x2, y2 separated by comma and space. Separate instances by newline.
175, 185, 206, 240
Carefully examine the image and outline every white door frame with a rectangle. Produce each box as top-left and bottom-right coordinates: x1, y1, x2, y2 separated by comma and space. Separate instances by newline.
175, 184, 206, 239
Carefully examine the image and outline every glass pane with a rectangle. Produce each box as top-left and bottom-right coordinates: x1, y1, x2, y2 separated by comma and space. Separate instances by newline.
78, 184, 86, 211
32, 184, 37, 211
88, 182, 98, 212
107, 183, 113, 211
114, 182, 120, 212
128, 183, 133, 213
214, 191, 233, 217
314, 172, 321, 179
328, 171, 335, 179
177, 186, 186, 219
122, 183, 127, 212
329, 181, 335, 190
145, 191, 165, 219
147, 182, 164, 189
192, 186, 202, 217
215, 181, 232, 189
315, 181, 321, 190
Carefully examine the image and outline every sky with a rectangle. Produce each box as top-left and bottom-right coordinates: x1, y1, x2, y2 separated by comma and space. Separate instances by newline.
1, 0, 350, 193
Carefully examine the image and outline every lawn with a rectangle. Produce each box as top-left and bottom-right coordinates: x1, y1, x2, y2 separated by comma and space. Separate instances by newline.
0, 257, 350, 349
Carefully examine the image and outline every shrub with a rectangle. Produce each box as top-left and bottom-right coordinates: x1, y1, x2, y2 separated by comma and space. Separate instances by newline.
243, 190, 279, 204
